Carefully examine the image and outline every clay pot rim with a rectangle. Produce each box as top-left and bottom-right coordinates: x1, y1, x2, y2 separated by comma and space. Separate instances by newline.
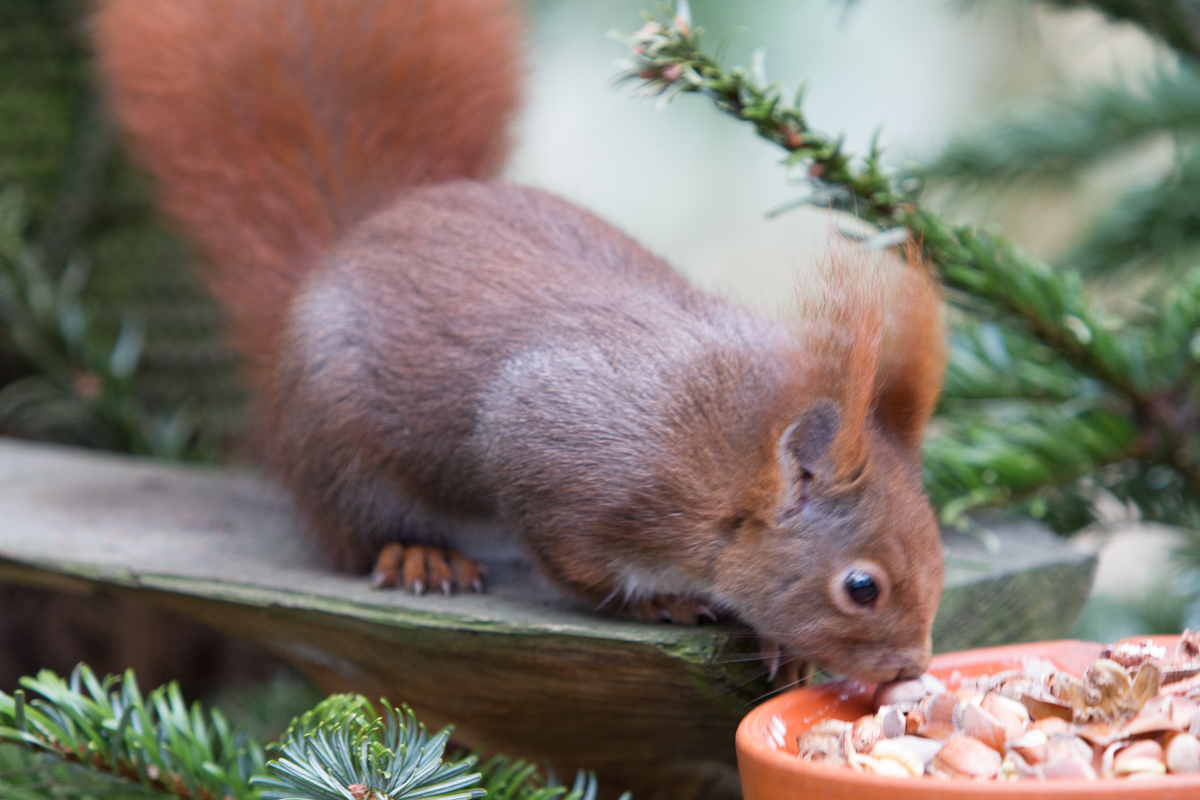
736, 636, 1200, 797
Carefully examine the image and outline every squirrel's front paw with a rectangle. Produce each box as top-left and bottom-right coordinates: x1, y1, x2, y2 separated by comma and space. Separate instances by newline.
370, 544, 484, 595
625, 594, 719, 625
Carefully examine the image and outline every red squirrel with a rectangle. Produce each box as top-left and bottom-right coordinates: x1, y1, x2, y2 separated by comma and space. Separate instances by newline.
93, 0, 946, 683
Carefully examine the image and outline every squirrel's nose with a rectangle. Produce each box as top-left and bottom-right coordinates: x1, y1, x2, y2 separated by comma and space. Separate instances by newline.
889, 644, 932, 680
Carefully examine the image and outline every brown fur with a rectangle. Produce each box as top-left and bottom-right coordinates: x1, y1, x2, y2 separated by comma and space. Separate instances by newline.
94, 0, 947, 681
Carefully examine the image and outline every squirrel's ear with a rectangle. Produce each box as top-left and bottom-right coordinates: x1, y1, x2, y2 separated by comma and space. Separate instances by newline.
777, 400, 866, 516
781, 401, 841, 478
874, 257, 946, 449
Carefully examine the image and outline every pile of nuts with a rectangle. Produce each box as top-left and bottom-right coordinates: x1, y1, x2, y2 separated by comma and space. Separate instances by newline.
796, 632, 1200, 780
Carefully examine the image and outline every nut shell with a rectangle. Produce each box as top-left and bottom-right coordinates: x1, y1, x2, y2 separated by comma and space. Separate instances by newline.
1113, 739, 1166, 777
877, 706, 906, 739
873, 679, 928, 709
960, 703, 1008, 753
850, 715, 883, 754
932, 736, 1001, 779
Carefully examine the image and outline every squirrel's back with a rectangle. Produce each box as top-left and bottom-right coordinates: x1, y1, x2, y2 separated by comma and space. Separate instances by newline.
94, 0, 522, 377
96, 0, 948, 682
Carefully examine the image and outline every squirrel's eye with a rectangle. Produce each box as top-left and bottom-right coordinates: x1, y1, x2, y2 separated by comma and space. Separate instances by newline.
843, 570, 879, 606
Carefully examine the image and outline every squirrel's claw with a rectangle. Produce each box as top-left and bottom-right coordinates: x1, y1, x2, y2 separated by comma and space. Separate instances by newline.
370, 544, 484, 595
371, 543, 405, 588
760, 638, 782, 683
449, 552, 485, 593
759, 638, 813, 689
626, 595, 720, 625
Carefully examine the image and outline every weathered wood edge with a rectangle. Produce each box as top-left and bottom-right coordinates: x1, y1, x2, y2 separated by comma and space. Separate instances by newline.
0, 554, 737, 662
0, 439, 1100, 797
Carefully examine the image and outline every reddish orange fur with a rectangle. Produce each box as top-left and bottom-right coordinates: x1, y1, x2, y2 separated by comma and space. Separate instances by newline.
789, 245, 945, 464
789, 251, 885, 480
876, 246, 948, 449
94, 0, 521, 383
93, 0, 948, 683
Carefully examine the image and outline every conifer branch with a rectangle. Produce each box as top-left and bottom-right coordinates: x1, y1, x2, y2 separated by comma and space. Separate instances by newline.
1064, 149, 1200, 275
0, 665, 262, 800
252, 696, 481, 800
0, 666, 624, 800
917, 67, 1200, 186
615, 5, 1200, 526
616, 12, 1140, 399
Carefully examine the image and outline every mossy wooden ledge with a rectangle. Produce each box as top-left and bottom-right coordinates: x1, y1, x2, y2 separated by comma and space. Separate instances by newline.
0, 438, 1095, 790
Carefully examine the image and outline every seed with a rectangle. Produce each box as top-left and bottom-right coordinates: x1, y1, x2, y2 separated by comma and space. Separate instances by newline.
796, 723, 846, 766
869, 738, 925, 777
1172, 696, 1198, 729
890, 735, 946, 765
1128, 661, 1162, 712
1167, 733, 1200, 774
1022, 693, 1074, 722
917, 693, 960, 740
1031, 716, 1072, 736
1117, 739, 1164, 762
1040, 757, 1097, 780
1113, 740, 1165, 777
1113, 756, 1166, 777
863, 756, 915, 778
1041, 735, 1097, 780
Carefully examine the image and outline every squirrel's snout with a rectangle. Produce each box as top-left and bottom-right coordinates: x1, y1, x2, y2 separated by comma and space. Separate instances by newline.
823, 642, 932, 684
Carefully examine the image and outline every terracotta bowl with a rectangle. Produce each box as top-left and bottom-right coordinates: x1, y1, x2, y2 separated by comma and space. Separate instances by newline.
736, 636, 1200, 799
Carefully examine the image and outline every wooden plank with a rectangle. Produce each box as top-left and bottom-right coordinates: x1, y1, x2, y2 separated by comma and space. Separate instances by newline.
0, 438, 1096, 795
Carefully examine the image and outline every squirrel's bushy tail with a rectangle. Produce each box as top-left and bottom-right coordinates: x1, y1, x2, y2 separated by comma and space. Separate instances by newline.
94, 0, 522, 371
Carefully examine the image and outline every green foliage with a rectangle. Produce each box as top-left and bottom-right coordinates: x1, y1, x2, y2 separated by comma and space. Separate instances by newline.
0, 1, 240, 459
918, 60, 1200, 278
0, 666, 621, 800
918, 67, 1200, 187
0, 185, 211, 458
254, 697, 481, 800
615, 3, 1200, 537
0, 0, 89, 233
1039, 1, 1200, 59
476, 758, 599, 800
0, 665, 262, 800
1065, 149, 1200, 276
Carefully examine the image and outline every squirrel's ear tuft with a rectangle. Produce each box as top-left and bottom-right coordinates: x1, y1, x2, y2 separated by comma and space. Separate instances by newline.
874, 253, 946, 450
786, 247, 883, 483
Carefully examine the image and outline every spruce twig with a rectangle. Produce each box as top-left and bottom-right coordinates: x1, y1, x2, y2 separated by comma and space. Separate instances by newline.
614, 5, 1200, 526
917, 66, 1200, 187
1064, 148, 1200, 276
0, 666, 623, 800
615, 10, 1136, 396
